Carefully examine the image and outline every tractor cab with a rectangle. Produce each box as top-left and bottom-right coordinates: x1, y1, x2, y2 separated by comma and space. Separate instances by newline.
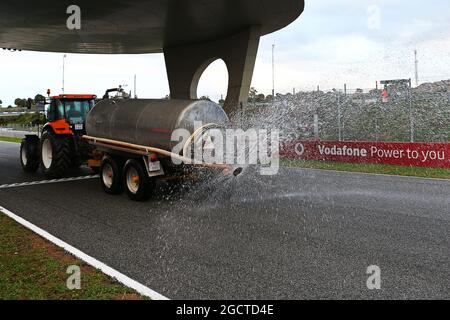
45, 94, 97, 135
19, 89, 134, 178
19, 93, 98, 179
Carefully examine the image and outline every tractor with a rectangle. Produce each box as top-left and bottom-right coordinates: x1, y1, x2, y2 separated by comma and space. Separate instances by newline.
20, 93, 98, 178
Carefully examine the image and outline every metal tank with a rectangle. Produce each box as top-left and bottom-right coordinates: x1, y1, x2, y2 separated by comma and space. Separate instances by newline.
86, 99, 229, 151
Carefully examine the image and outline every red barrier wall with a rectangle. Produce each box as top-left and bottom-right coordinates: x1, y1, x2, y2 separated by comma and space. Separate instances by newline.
281, 140, 450, 168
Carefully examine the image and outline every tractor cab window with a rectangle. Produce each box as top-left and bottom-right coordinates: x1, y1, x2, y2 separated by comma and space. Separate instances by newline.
46, 98, 95, 123
64, 99, 95, 124
47, 99, 65, 122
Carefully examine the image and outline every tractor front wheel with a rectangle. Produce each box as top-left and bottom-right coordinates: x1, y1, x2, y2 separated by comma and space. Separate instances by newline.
40, 131, 71, 179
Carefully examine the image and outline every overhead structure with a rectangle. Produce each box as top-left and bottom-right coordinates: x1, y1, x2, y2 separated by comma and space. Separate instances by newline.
0, 0, 305, 113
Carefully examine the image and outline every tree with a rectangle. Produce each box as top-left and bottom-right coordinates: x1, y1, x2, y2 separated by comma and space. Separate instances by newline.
256, 93, 266, 103
265, 94, 274, 102
25, 98, 33, 109
248, 87, 258, 103
199, 96, 211, 101
14, 98, 26, 108
34, 94, 45, 104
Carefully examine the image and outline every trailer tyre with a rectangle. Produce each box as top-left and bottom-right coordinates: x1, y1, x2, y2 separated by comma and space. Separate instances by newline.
20, 137, 40, 172
123, 159, 152, 201
100, 155, 123, 195
40, 131, 71, 178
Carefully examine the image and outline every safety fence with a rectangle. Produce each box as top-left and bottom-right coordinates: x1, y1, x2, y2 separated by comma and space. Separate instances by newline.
249, 85, 450, 144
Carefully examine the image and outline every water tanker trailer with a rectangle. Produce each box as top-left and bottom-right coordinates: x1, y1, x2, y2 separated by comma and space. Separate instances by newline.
84, 98, 235, 201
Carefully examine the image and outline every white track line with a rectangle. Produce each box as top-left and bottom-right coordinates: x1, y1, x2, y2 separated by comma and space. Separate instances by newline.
0, 175, 99, 189
0, 205, 169, 300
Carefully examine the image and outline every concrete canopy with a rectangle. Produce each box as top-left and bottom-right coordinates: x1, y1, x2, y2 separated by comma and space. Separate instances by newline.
0, 0, 304, 54
0, 0, 304, 113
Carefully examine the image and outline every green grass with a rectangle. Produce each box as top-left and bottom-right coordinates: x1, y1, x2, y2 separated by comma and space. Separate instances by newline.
0, 136, 21, 143
281, 158, 450, 179
0, 213, 144, 300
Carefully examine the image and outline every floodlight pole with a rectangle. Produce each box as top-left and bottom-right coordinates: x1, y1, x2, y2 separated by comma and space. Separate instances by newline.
337, 90, 342, 141
272, 43, 275, 100
414, 50, 419, 87
409, 78, 414, 142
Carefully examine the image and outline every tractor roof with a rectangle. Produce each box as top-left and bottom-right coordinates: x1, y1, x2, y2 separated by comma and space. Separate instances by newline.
51, 94, 97, 100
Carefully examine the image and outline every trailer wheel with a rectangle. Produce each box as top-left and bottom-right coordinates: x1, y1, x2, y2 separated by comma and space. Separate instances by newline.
100, 155, 123, 195
40, 131, 71, 178
123, 159, 152, 201
20, 137, 40, 172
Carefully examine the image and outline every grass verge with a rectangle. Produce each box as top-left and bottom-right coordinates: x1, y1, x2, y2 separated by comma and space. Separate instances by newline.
0, 213, 144, 300
281, 158, 450, 179
0, 136, 22, 143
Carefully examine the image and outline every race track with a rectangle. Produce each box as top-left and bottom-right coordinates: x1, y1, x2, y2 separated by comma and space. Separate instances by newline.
1, 140, 450, 299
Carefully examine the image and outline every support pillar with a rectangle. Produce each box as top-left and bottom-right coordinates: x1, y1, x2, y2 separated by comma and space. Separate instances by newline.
164, 26, 260, 115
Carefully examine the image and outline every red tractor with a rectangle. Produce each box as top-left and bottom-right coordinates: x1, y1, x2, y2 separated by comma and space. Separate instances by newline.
20, 94, 98, 178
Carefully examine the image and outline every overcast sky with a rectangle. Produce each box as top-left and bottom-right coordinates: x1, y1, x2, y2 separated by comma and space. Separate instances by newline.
1, 0, 450, 106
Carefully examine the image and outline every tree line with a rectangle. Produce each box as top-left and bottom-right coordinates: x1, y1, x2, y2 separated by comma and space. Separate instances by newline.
0, 94, 46, 109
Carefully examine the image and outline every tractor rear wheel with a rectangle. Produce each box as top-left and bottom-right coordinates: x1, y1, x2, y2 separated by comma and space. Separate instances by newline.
100, 155, 123, 194
40, 131, 71, 179
20, 136, 40, 172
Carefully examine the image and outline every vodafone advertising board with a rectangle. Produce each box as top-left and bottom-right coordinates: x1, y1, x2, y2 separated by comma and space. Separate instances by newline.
281, 140, 450, 168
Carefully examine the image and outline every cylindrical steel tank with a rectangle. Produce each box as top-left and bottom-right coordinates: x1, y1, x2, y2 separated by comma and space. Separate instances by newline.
86, 99, 229, 151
